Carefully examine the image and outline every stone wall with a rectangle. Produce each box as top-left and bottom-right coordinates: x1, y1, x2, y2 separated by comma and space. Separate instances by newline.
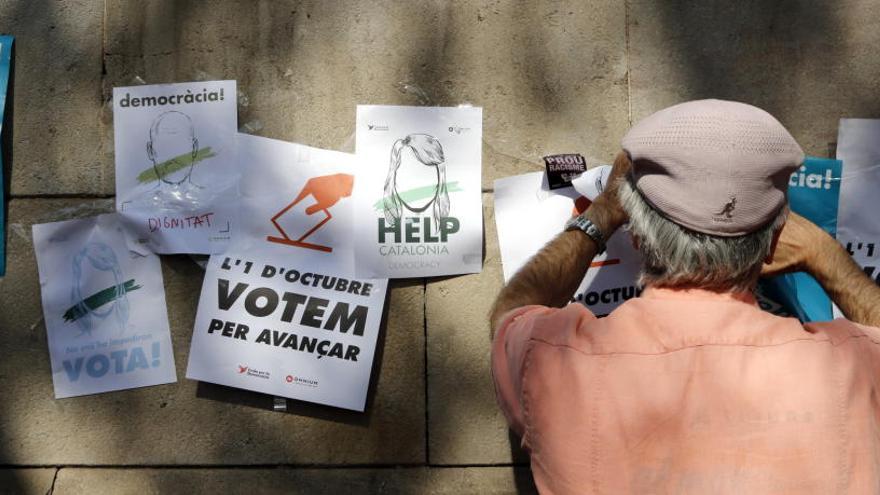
2, 1, 879, 493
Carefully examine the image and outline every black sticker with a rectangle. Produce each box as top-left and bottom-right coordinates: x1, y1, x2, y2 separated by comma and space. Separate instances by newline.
543, 154, 586, 190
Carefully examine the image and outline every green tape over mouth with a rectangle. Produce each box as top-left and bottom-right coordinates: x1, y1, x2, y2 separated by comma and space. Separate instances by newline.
372, 181, 462, 211
136, 147, 216, 184
63, 279, 142, 323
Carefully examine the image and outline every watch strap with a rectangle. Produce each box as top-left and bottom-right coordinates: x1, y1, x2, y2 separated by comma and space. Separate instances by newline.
565, 214, 606, 254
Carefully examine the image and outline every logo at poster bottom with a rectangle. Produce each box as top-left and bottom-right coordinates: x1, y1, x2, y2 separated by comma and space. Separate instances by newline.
236, 364, 270, 380
285, 374, 319, 388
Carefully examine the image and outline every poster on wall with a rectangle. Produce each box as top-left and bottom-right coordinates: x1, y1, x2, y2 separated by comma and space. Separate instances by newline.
836, 119, 880, 286
354, 105, 483, 278
760, 156, 842, 322
113, 80, 239, 255
186, 134, 389, 411
33, 214, 177, 398
185, 249, 388, 411
234, 133, 360, 271
0, 35, 13, 277
494, 171, 642, 316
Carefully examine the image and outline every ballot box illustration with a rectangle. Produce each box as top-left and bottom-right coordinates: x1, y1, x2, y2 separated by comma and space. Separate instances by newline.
266, 174, 354, 253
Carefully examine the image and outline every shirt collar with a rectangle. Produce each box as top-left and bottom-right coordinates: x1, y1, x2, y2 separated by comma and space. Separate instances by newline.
640, 286, 758, 306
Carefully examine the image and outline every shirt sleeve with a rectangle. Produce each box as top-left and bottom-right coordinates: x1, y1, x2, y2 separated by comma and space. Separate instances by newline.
490, 305, 555, 437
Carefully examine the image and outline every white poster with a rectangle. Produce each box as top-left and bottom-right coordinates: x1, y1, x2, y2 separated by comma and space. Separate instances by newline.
494, 172, 642, 316
836, 119, 880, 284
33, 214, 177, 398
186, 134, 389, 411
185, 249, 388, 411
354, 105, 483, 278
113, 80, 239, 254
233, 133, 360, 272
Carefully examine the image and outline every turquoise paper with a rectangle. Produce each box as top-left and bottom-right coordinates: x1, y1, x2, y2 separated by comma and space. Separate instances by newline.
0, 36, 12, 277
761, 156, 842, 322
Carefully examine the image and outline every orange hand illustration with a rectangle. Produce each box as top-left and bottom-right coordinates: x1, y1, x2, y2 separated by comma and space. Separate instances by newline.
293, 174, 355, 214
267, 173, 355, 253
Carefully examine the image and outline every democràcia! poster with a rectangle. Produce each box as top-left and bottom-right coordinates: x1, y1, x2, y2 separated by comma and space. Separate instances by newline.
113, 80, 239, 255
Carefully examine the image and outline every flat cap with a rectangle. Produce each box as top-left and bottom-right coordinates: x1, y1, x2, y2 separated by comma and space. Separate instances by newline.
622, 99, 804, 236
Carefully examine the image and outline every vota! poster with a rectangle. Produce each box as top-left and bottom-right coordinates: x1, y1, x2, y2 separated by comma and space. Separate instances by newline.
33, 214, 177, 398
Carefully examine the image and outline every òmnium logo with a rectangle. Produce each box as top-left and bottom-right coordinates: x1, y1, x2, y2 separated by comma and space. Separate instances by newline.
237, 364, 270, 380
285, 374, 319, 388
367, 123, 389, 131
713, 196, 736, 223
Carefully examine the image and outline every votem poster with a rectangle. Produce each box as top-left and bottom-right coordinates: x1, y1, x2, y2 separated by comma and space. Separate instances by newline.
113, 80, 239, 254
0, 35, 13, 277
494, 171, 641, 316
186, 134, 389, 411
354, 105, 483, 278
33, 214, 177, 398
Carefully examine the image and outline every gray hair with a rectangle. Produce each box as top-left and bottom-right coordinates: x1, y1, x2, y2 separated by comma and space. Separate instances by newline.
618, 177, 787, 292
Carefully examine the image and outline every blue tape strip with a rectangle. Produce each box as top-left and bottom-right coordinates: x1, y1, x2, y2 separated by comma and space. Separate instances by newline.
0, 35, 12, 277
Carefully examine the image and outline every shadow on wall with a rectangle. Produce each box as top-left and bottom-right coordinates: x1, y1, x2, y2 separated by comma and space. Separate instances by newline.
14, 0, 875, 492
3, 0, 103, 195
2, 1, 89, 493
652, 0, 837, 101
641, 0, 880, 153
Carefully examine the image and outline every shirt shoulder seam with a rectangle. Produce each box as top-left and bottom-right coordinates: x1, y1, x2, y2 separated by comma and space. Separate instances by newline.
528, 331, 880, 358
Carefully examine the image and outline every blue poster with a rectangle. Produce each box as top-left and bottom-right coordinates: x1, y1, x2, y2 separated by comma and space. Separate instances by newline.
0, 35, 13, 277
760, 156, 842, 322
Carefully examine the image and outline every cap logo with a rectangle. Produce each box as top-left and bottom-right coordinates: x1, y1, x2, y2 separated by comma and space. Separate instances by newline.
713, 196, 736, 223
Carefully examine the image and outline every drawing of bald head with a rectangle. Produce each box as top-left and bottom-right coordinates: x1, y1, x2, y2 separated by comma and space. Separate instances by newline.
146, 110, 199, 185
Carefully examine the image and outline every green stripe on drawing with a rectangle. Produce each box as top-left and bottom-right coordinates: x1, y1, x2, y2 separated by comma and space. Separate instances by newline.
136, 147, 216, 184
372, 181, 462, 211
63, 279, 142, 323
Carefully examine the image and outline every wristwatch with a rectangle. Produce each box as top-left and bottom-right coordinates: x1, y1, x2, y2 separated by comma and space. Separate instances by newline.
565, 214, 606, 254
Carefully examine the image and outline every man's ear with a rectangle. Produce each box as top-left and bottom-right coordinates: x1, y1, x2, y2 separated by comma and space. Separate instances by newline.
146, 140, 155, 162
191, 137, 199, 160
766, 223, 784, 264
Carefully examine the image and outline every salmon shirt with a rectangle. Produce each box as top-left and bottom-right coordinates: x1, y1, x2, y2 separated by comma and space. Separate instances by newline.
492, 287, 880, 494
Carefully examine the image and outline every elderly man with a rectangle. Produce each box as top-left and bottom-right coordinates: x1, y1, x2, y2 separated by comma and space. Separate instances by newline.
490, 100, 880, 494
